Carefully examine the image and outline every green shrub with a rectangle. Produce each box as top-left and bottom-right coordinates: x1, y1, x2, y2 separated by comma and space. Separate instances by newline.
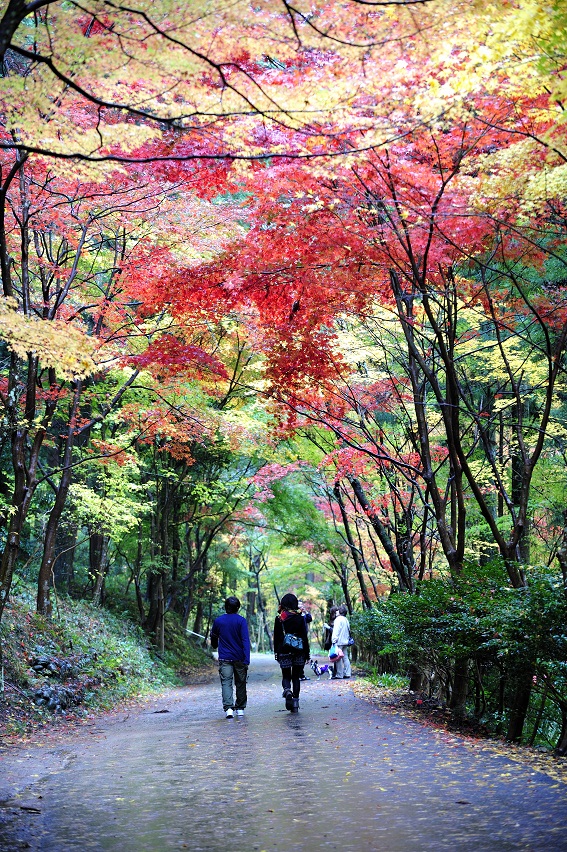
351, 561, 567, 748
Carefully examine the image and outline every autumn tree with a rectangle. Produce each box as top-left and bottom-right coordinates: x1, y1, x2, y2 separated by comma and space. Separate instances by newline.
0, 148, 244, 619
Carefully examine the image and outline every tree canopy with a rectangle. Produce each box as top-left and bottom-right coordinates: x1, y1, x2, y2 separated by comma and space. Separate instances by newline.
1, 0, 567, 751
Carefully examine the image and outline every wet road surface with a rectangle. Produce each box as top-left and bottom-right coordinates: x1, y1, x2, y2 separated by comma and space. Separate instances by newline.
1, 653, 566, 851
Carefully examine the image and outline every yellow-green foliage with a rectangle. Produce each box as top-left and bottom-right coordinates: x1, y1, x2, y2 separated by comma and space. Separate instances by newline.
0, 297, 96, 379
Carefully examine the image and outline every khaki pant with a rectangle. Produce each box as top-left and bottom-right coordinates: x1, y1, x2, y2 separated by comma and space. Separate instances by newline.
218, 661, 248, 710
335, 645, 351, 678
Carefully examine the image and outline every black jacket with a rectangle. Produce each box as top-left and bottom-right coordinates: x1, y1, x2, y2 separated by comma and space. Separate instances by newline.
273, 611, 310, 660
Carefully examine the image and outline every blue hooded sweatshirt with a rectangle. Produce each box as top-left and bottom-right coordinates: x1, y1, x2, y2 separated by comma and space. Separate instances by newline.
210, 612, 250, 666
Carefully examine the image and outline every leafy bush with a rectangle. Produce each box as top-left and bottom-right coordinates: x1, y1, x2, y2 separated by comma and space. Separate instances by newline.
351, 562, 567, 749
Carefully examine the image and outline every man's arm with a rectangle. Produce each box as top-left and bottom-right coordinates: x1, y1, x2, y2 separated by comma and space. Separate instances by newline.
210, 618, 219, 650
241, 617, 251, 666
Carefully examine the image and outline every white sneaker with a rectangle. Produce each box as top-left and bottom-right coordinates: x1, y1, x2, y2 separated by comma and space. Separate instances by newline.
235, 709, 244, 718
225, 708, 234, 719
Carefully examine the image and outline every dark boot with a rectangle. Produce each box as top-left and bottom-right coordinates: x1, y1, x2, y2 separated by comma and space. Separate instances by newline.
291, 697, 299, 713
284, 688, 294, 711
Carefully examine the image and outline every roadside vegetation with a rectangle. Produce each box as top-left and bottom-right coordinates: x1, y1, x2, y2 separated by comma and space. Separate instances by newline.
0, 584, 213, 741
352, 563, 567, 753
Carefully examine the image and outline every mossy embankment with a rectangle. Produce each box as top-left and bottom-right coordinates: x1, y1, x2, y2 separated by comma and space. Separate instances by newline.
0, 587, 215, 742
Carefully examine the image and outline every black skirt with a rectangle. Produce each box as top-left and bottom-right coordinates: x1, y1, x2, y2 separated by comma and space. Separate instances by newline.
278, 652, 306, 669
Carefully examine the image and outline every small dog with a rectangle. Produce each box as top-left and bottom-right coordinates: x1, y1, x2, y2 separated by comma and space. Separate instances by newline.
310, 658, 334, 679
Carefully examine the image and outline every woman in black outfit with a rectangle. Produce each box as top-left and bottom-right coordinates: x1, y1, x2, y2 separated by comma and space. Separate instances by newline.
273, 593, 310, 713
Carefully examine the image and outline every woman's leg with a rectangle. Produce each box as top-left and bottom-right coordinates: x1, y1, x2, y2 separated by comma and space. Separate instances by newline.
281, 666, 292, 693
291, 664, 304, 698
341, 646, 351, 677
282, 665, 295, 709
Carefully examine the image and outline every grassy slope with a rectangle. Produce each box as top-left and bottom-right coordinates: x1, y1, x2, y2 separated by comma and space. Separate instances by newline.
0, 587, 215, 741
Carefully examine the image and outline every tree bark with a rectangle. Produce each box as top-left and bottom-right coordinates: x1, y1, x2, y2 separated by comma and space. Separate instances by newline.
556, 510, 567, 592
349, 476, 410, 591
507, 668, 533, 742
0, 358, 56, 620
556, 711, 567, 755
408, 664, 428, 693
53, 521, 78, 592
91, 532, 109, 606
333, 481, 373, 608
449, 657, 469, 720
156, 576, 165, 655
250, 550, 273, 651
0, 0, 35, 63
192, 600, 204, 637
36, 382, 81, 615
133, 524, 146, 627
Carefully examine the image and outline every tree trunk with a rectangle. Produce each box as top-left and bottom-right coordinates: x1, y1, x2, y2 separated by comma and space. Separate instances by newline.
53, 521, 78, 592
408, 663, 428, 693
334, 481, 373, 609
146, 505, 167, 637
156, 576, 165, 655
335, 560, 353, 614
528, 684, 549, 747
133, 523, 146, 627
246, 590, 256, 621
507, 668, 533, 742
181, 579, 193, 631
450, 657, 469, 719
193, 600, 204, 637
556, 510, 567, 591
203, 599, 214, 644
0, 359, 56, 620
37, 382, 81, 616
0, 428, 30, 619
250, 553, 273, 651
555, 708, 567, 755
0, 0, 31, 63
90, 532, 109, 606
349, 476, 411, 591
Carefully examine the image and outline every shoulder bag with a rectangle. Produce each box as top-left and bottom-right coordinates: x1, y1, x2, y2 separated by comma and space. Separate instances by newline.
281, 618, 304, 652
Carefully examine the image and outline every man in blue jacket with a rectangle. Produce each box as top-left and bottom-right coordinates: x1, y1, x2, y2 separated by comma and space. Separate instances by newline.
210, 596, 250, 719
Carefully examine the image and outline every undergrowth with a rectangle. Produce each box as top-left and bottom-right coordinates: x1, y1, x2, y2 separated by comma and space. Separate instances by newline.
0, 585, 214, 740
368, 670, 408, 690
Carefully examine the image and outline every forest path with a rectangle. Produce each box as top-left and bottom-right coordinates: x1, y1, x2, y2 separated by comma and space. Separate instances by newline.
1, 653, 566, 852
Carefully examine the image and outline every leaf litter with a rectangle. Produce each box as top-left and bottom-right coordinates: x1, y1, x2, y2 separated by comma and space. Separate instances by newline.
351, 678, 567, 786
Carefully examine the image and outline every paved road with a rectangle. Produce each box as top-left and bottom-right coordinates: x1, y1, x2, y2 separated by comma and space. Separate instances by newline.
1, 653, 566, 851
